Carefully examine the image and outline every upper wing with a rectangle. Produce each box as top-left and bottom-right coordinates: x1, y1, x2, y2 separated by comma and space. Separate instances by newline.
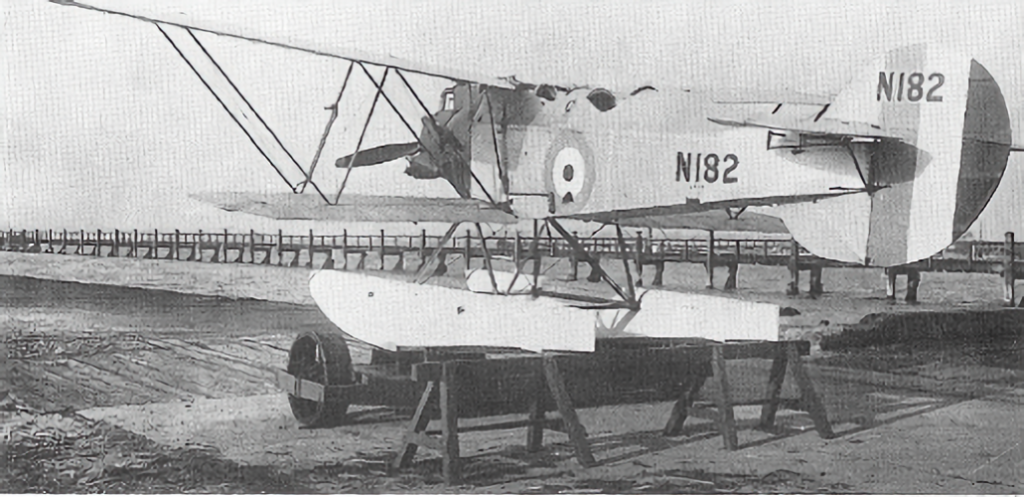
51, 0, 515, 88
192, 192, 518, 224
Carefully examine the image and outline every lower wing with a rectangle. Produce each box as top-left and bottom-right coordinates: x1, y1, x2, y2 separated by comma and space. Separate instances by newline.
615, 210, 790, 233
191, 192, 517, 224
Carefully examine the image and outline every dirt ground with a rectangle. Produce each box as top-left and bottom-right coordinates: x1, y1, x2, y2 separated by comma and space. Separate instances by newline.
2, 252, 1022, 493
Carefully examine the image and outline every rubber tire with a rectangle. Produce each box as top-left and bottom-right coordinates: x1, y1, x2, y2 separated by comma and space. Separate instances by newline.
286, 330, 354, 427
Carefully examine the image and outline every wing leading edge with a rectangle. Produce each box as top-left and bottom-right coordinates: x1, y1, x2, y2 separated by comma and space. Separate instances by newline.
50, 0, 515, 88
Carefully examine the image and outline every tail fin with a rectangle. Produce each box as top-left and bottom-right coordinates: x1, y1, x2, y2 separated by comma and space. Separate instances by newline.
778, 45, 1013, 266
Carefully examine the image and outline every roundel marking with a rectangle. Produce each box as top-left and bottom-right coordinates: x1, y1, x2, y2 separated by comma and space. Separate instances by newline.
552, 147, 586, 202
544, 132, 596, 215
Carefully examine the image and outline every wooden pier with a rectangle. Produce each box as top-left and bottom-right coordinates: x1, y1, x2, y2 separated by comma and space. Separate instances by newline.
2, 227, 1020, 306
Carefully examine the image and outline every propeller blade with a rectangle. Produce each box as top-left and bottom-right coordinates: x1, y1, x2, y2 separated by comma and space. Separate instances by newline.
335, 142, 420, 168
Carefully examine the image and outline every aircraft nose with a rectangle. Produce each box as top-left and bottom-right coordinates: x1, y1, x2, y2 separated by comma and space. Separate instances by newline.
404, 152, 442, 179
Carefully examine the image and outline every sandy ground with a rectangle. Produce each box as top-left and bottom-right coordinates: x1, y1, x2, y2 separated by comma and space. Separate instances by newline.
2, 251, 1023, 493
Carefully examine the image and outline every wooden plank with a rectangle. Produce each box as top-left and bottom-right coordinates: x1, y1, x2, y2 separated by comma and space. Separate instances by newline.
527, 375, 546, 452
13, 361, 106, 411
440, 362, 461, 485
72, 355, 198, 401
542, 354, 596, 467
51, 358, 162, 404
722, 340, 809, 360
112, 348, 239, 399
148, 337, 277, 383
757, 344, 789, 430
274, 370, 325, 403
425, 417, 564, 436
412, 362, 443, 382
207, 341, 287, 370
710, 345, 738, 450
785, 343, 835, 439
326, 376, 421, 407
404, 431, 444, 452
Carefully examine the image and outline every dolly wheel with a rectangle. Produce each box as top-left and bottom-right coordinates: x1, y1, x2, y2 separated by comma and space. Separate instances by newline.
286, 330, 354, 427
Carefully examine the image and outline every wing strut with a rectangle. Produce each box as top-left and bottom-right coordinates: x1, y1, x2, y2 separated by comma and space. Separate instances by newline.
614, 225, 637, 301
415, 222, 461, 284
182, 28, 332, 200
474, 223, 500, 294
157, 23, 328, 199
394, 69, 497, 203
846, 140, 870, 191
356, 64, 436, 165
336, 66, 391, 201
549, 219, 638, 309
485, 90, 510, 198
531, 220, 545, 297
300, 61, 355, 194
356, 64, 494, 203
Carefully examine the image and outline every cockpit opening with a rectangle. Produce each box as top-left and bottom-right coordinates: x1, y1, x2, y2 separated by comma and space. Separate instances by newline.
586, 88, 617, 112
535, 84, 558, 101
630, 85, 657, 96
441, 88, 456, 110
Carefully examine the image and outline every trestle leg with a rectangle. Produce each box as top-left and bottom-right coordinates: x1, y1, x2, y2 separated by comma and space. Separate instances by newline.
439, 363, 460, 484
393, 381, 436, 471
757, 343, 789, 430
542, 355, 596, 466
710, 346, 738, 450
526, 375, 546, 452
663, 374, 708, 436
785, 343, 835, 439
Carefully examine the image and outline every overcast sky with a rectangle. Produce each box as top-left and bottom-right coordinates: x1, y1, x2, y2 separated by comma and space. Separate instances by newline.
3, 0, 1022, 238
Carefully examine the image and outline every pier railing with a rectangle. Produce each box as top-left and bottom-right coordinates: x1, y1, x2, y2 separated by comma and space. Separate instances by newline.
1, 227, 1019, 270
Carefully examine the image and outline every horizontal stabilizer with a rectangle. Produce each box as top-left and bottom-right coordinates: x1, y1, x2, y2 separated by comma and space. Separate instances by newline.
708, 114, 907, 141
191, 192, 517, 224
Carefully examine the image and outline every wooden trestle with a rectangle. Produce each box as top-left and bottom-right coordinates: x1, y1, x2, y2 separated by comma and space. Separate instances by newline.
384, 339, 833, 484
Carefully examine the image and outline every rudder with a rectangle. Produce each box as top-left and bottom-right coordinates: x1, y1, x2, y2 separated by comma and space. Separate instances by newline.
780, 45, 1013, 266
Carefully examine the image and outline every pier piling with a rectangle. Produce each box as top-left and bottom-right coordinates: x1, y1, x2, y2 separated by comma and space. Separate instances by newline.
1006, 232, 1016, 307
786, 239, 800, 296
705, 231, 715, 289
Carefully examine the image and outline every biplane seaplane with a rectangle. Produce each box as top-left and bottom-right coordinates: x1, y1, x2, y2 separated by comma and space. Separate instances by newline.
54, 1, 1021, 433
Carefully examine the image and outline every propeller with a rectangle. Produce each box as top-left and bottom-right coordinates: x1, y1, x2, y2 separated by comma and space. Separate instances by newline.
334, 141, 420, 168
333, 98, 476, 199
